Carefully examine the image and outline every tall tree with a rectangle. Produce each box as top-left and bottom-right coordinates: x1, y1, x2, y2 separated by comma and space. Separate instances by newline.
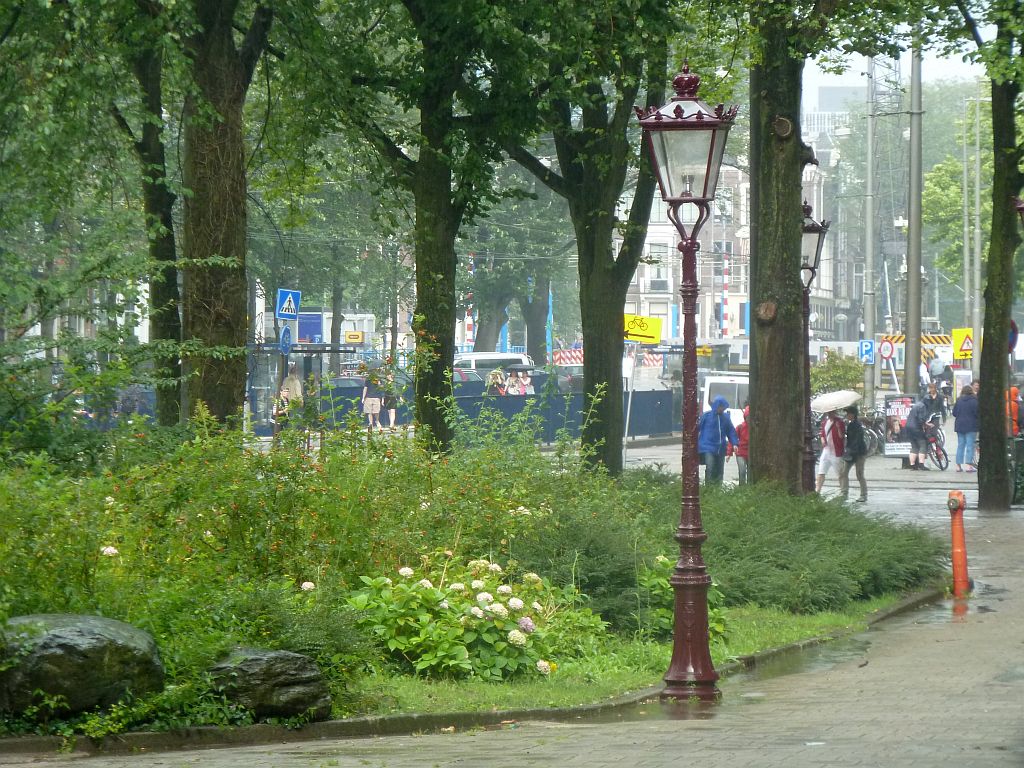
180, 0, 271, 421
508, 0, 675, 474
936, 0, 1023, 509
746, 1, 911, 491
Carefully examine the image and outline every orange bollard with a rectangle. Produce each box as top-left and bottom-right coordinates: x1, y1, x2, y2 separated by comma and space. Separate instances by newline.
947, 491, 970, 598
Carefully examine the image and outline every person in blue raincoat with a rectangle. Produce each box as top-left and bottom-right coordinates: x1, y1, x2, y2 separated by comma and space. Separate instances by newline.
698, 395, 739, 485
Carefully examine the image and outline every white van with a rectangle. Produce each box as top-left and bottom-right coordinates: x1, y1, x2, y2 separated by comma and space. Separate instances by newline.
701, 372, 749, 426
453, 352, 534, 371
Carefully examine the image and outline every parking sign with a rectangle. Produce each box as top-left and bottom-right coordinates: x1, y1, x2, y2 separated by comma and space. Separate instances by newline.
858, 339, 875, 365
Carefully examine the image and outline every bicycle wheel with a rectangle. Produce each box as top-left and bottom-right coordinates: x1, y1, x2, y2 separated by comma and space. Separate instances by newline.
929, 444, 949, 470
863, 428, 878, 457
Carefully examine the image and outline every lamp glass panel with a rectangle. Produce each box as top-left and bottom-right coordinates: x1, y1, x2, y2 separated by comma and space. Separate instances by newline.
649, 129, 715, 200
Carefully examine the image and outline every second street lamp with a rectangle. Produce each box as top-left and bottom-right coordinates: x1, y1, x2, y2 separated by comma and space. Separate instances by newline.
801, 201, 831, 493
635, 64, 737, 701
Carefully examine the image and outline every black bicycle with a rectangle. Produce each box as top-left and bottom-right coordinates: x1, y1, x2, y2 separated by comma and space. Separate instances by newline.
924, 413, 949, 470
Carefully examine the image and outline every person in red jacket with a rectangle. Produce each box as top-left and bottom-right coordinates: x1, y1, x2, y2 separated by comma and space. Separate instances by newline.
727, 404, 751, 485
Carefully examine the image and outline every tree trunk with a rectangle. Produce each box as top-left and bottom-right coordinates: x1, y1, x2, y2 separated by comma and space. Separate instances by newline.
181, 2, 270, 422
411, 61, 459, 451
128, 39, 182, 426
977, 76, 1022, 510
518, 274, 550, 366
575, 206, 629, 475
474, 291, 512, 354
748, 44, 807, 494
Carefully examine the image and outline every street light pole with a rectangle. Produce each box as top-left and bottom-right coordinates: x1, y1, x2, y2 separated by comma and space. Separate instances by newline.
801, 202, 830, 493
636, 65, 736, 701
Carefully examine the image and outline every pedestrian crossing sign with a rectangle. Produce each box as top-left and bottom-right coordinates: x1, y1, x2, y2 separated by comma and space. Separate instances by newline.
276, 289, 301, 320
952, 327, 973, 360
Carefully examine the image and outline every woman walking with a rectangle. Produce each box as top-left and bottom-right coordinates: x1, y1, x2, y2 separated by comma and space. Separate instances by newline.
951, 384, 980, 472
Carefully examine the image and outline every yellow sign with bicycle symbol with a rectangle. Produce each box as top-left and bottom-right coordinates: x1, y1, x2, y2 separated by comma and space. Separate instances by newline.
623, 314, 663, 343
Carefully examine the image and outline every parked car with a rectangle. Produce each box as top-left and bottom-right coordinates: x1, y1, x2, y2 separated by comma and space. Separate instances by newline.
453, 351, 534, 370
555, 364, 585, 393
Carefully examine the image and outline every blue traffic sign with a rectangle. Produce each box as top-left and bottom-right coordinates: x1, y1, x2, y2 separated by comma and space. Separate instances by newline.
276, 289, 301, 320
279, 325, 292, 356
858, 339, 875, 365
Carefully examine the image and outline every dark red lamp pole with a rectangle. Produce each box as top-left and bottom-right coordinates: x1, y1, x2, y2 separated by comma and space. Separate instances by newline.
801, 201, 830, 493
635, 65, 737, 701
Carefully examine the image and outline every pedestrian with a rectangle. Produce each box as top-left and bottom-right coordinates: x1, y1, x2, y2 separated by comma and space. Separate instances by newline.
505, 370, 527, 395
485, 369, 506, 396
903, 399, 931, 470
839, 405, 868, 502
923, 382, 947, 421
918, 360, 931, 395
815, 410, 846, 492
382, 371, 400, 430
952, 384, 980, 472
361, 371, 385, 431
697, 395, 739, 486
281, 364, 305, 408
728, 404, 751, 485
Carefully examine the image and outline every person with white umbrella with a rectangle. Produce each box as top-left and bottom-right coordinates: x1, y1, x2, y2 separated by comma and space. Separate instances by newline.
815, 409, 846, 493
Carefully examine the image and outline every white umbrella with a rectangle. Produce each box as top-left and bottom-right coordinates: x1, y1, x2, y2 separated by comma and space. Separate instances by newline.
810, 389, 862, 413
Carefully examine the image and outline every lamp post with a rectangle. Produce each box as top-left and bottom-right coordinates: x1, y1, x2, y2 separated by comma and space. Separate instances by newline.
801, 201, 830, 493
635, 64, 736, 701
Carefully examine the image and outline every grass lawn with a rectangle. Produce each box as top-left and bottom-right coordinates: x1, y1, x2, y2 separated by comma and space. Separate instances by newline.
346, 595, 904, 716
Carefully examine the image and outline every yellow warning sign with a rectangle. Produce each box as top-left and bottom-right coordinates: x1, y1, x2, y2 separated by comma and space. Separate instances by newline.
623, 314, 663, 344
696, 346, 713, 357
952, 327, 973, 360
345, 331, 365, 344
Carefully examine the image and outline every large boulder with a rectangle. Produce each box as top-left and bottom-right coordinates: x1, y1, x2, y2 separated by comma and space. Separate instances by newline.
0, 614, 164, 716
209, 648, 331, 721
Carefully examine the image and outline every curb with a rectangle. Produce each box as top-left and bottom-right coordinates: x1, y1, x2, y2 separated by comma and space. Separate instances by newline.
0, 587, 943, 758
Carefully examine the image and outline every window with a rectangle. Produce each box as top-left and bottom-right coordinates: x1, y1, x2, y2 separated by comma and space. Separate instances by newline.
854, 263, 865, 300
624, 301, 638, 315
649, 196, 667, 223
648, 243, 668, 280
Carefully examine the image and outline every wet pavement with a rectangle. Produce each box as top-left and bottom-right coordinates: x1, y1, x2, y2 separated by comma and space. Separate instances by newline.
3, 447, 1023, 766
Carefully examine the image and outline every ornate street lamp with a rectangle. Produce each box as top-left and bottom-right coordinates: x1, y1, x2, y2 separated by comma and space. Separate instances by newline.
635, 64, 736, 701
801, 201, 831, 493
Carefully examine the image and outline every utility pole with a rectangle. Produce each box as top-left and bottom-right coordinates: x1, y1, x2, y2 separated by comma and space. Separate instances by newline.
904, 46, 923, 397
864, 58, 877, 409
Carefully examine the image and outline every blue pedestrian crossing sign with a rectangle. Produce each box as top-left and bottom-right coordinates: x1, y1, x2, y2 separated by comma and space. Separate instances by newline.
276, 289, 301, 320
858, 339, 875, 365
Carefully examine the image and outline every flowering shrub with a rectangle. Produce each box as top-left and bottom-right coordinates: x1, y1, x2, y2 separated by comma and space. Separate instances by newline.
347, 555, 604, 680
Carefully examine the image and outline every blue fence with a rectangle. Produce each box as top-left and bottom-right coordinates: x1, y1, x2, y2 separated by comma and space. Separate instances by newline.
260, 383, 677, 441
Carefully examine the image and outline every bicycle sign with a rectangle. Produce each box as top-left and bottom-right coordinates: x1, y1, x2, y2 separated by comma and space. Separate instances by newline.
623, 313, 662, 343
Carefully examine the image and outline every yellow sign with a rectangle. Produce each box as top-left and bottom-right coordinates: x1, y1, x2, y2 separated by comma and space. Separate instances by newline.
345, 331, 365, 344
623, 314, 663, 343
696, 346, 713, 357
952, 327, 973, 360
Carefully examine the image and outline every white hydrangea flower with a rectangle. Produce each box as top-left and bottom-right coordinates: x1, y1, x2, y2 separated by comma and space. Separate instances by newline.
449, 582, 466, 592
104, 496, 116, 508
382, 577, 393, 586
486, 602, 508, 618
523, 572, 542, 584
468, 559, 490, 572
497, 585, 513, 596
488, 563, 503, 573
508, 597, 524, 611
398, 566, 415, 578
475, 592, 493, 604
536, 659, 551, 675
439, 600, 450, 610
417, 579, 434, 589
300, 581, 316, 591
470, 606, 485, 619
532, 601, 543, 612
100, 546, 119, 557
507, 629, 527, 647
471, 579, 486, 590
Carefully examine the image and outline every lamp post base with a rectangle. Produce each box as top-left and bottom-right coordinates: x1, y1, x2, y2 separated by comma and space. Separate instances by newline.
661, 681, 721, 702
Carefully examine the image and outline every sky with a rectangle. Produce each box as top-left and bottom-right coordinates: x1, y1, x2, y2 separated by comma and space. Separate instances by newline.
803, 51, 986, 112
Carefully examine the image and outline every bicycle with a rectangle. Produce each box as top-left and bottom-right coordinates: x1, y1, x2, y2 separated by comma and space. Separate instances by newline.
923, 413, 949, 470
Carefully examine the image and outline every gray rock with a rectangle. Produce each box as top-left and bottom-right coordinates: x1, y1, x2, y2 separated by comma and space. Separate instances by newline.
209, 648, 331, 721
0, 614, 164, 716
